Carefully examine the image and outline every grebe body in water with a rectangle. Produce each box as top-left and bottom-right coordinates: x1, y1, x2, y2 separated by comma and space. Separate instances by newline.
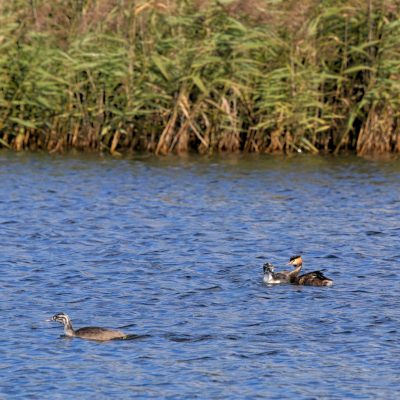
263, 262, 302, 284
288, 255, 333, 287
49, 313, 127, 341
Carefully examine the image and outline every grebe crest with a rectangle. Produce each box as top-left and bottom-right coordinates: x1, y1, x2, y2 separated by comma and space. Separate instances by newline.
288, 255, 303, 266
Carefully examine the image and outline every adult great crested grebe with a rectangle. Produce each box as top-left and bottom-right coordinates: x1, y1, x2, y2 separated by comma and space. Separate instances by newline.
288, 255, 333, 286
49, 312, 127, 341
263, 262, 302, 284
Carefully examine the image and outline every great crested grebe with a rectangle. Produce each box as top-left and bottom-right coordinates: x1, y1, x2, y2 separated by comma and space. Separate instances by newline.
263, 262, 300, 284
49, 313, 127, 341
288, 255, 333, 287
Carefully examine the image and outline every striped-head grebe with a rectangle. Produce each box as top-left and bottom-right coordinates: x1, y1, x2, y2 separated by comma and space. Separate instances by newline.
263, 262, 301, 284
288, 256, 333, 286
49, 313, 127, 341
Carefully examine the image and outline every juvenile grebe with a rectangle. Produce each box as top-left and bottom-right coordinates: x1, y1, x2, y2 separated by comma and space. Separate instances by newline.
288, 255, 333, 287
49, 313, 127, 341
263, 263, 297, 284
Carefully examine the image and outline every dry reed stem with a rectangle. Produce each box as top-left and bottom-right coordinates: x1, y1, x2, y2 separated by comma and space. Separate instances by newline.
0, 0, 399, 155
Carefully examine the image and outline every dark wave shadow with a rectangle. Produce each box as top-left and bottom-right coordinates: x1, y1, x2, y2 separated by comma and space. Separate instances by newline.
164, 333, 213, 343
122, 334, 151, 341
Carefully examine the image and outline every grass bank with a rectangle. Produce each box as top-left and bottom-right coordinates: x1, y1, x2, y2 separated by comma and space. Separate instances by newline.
0, 0, 399, 155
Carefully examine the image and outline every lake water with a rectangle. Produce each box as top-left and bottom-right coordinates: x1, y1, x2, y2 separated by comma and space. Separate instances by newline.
0, 152, 399, 399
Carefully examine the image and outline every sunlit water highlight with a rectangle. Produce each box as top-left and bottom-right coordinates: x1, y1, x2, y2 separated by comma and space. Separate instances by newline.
0, 152, 399, 399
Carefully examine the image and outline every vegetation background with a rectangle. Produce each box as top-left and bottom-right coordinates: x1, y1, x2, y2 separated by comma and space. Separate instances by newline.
0, 0, 399, 155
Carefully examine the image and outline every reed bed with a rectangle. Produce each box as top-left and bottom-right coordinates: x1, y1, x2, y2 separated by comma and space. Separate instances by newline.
0, 0, 399, 155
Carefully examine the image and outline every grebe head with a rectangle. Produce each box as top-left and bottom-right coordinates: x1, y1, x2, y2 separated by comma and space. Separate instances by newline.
51, 312, 71, 326
263, 263, 275, 274
288, 255, 302, 266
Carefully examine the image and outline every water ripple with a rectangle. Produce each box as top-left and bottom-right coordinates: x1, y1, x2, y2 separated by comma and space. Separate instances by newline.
0, 153, 399, 398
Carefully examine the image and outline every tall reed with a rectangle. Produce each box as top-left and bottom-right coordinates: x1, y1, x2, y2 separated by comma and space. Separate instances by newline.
0, 0, 399, 155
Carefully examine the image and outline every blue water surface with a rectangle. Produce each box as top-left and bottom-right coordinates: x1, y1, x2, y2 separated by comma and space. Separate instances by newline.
0, 152, 399, 399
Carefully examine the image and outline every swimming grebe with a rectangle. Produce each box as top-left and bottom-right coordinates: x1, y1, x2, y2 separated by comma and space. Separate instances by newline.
49, 313, 127, 341
288, 255, 333, 287
263, 263, 298, 284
